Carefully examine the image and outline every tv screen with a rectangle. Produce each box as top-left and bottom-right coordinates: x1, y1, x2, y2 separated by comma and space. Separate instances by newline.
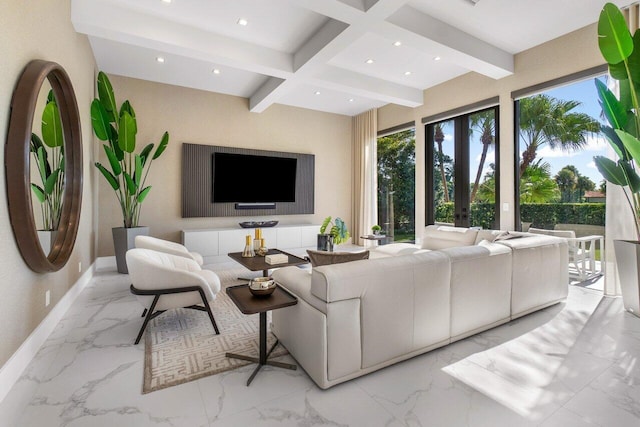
212, 152, 297, 203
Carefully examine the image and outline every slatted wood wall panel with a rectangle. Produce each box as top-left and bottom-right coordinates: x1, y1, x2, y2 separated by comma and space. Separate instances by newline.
182, 143, 315, 217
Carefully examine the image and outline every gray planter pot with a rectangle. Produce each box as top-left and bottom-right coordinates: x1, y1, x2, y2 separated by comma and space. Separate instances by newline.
37, 230, 58, 254
112, 226, 149, 274
317, 234, 333, 252
613, 239, 640, 318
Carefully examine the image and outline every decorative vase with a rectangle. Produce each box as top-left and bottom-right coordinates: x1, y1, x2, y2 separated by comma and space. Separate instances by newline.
112, 226, 149, 274
613, 240, 640, 318
317, 234, 334, 252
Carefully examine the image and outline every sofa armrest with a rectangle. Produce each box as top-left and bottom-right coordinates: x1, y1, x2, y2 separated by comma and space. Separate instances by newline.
496, 233, 567, 250
272, 267, 327, 314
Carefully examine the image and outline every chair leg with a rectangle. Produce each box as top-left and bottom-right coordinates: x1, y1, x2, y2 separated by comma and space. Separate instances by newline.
197, 288, 220, 335
135, 295, 160, 345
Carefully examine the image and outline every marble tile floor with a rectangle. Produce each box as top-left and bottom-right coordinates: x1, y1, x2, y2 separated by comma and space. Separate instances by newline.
0, 265, 639, 427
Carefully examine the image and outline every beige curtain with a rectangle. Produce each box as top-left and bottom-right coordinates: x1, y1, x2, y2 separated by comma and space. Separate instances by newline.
352, 109, 378, 246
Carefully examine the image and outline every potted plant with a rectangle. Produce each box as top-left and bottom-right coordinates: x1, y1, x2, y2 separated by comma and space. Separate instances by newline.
371, 225, 382, 235
30, 90, 64, 253
90, 72, 169, 273
317, 216, 350, 251
594, 2, 640, 316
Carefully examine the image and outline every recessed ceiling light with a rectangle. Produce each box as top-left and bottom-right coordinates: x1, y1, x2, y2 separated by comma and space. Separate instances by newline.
314, 91, 321, 95
365, 59, 374, 64
348, 98, 355, 102
404, 71, 412, 76
156, 56, 165, 63
393, 41, 402, 47
161, 0, 171, 4
212, 68, 221, 75
434, 56, 441, 61
237, 18, 248, 26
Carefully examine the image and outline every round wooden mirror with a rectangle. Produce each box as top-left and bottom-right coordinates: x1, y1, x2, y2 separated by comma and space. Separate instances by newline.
5, 60, 82, 273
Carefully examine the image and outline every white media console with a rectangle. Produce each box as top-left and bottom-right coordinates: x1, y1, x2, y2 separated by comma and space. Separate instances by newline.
181, 224, 320, 264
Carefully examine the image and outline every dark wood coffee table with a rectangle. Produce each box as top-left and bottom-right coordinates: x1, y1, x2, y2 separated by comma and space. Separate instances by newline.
225, 284, 298, 386
228, 248, 308, 277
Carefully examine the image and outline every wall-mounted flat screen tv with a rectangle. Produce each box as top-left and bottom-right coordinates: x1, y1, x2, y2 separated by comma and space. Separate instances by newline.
212, 152, 297, 203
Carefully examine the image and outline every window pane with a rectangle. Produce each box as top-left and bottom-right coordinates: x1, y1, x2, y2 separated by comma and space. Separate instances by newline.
431, 120, 455, 225
468, 110, 496, 228
377, 129, 415, 242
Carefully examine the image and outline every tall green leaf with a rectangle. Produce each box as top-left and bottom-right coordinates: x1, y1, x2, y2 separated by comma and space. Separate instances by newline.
596, 79, 627, 129
594, 156, 628, 186
602, 125, 630, 161
95, 162, 120, 190
44, 169, 60, 195
615, 129, 640, 165
37, 146, 50, 179
91, 99, 111, 141
30, 133, 44, 154
46, 89, 55, 104
124, 172, 137, 195
134, 154, 142, 185
31, 184, 46, 203
41, 101, 63, 148
97, 71, 117, 120
152, 131, 169, 159
137, 186, 152, 203
118, 111, 136, 153
598, 2, 634, 64
320, 216, 332, 234
622, 160, 640, 192
109, 125, 124, 160
103, 144, 122, 176
139, 143, 154, 166
120, 100, 137, 134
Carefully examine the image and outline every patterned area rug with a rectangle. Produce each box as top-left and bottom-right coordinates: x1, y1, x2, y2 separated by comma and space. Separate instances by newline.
142, 268, 288, 394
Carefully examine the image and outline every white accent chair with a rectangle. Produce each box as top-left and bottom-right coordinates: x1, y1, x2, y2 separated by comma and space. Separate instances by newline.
135, 235, 204, 266
528, 227, 604, 281
126, 248, 221, 344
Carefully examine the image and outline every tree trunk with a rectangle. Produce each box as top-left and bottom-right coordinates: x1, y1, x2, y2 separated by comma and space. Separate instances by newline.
471, 142, 490, 203
519, 144, 537, 177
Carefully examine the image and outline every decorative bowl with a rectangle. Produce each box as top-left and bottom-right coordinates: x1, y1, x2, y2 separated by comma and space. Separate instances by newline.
249, 277, 276, 297
239, 221, 279, 229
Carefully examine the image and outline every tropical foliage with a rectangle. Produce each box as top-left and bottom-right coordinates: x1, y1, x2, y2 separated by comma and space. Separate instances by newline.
469, 110, 495, 203
90, 72, 169, 228
30, 90, 64, 231
593, 2, 640, 239
519, 94, 600, 176
320, 216, 350, 245
555, 165, 596, 202
377, 129, 415, 240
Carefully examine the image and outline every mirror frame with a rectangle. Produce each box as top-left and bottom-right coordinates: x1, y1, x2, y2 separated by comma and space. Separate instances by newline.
5, 60, 83, 273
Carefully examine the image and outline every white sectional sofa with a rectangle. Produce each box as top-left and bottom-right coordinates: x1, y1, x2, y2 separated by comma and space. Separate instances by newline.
271, 225, 569, 389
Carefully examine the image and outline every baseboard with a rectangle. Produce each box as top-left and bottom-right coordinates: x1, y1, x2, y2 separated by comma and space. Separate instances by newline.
95, 255, 116, 271
0, 262, 96, 403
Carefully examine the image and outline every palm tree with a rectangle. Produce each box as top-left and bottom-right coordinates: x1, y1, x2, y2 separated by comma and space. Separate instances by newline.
434, 123, 450, 202
469, 111, 495, 203
520, 160, 560, 203
477, 160, 559, 203
518, 94, 600, 177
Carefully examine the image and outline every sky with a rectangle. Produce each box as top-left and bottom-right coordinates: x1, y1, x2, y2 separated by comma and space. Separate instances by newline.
439, 76, 609, 187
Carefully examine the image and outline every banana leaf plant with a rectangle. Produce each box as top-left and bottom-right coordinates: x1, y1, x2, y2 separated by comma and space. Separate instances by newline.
320, 216, 350, 245
594, 2, 640, 240
30, 90, 64, 231
90, 72, 169, 228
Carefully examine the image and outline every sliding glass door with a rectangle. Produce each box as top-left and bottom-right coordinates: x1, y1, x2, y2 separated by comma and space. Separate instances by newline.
426, 106, 499, 229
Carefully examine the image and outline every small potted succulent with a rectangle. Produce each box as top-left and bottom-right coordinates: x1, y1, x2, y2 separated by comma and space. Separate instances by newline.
317, 216, 350, 251
371, 225, 382, 236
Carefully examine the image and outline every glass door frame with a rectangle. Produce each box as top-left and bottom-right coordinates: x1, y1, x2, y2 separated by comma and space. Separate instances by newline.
425, 105, 500, 228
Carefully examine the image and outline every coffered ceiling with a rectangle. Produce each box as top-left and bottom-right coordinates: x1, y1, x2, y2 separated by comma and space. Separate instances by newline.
72, 0, 631, 116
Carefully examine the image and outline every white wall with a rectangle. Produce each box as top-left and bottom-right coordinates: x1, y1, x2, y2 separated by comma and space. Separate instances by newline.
0, 0, 97, 366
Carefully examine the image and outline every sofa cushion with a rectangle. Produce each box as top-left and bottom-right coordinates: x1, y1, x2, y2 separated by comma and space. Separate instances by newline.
371, 243, 425, 257
421, 225, 479, 250
306, 250, 370, 267
474, 229, 508, 245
